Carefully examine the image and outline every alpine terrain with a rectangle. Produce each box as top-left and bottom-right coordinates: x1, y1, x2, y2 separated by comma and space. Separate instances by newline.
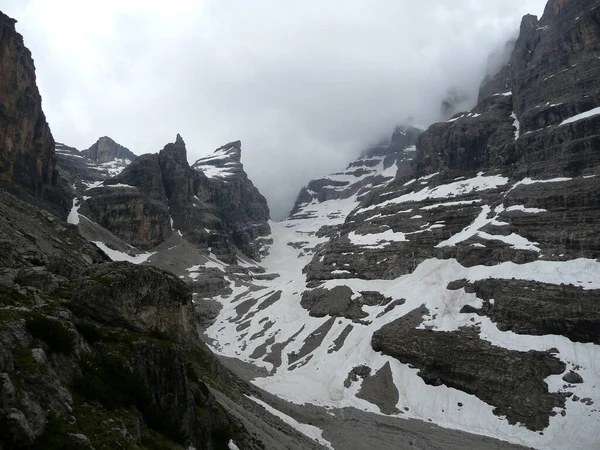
1, 0, 599, 449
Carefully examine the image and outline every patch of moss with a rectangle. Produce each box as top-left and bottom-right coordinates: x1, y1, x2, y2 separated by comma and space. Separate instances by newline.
31, 413, 85, 450
0, 307, 24, 323
73, 403, 140, 450
26, 314, 75, 354
90, 276, 112, 286
12, 347, 38, 371
0, 289, 30, 307
141, 426, 182, 450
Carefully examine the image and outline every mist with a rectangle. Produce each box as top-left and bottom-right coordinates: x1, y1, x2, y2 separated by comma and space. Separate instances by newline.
2, 0, 547, 219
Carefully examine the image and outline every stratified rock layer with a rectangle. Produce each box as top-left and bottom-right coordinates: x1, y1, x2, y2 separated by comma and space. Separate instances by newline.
0, 12, 69, 216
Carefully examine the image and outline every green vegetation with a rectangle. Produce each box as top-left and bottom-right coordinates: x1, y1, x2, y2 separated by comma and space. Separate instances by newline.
74, 353, 187, 445
0, 289, 30, 307
31, 414, 88, 450
26, 314, 75, 354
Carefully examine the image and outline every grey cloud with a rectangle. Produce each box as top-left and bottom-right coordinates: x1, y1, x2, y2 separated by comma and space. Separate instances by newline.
2, 0, 547, 218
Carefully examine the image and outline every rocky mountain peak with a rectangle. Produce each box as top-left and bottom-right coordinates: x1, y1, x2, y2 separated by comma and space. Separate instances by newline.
191, 140, 244, 180
82, 135, 136, 163
159, 134, 189, 167
290, 124, 420, 215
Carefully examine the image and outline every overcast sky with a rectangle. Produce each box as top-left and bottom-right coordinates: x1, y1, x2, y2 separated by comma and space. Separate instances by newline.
3, 0, 547, 218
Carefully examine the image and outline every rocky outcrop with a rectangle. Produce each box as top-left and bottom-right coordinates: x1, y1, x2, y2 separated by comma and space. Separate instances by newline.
192, 140, 271, 261
0, 12, 69, 217
413, 94, 515, 177
450, 278, 600, 344
55, 139, 134, 192
81, 136, 136, 163
372, 323, 566, 430
81, 185, 171, 249
83, 135, 271, 260
290, 125, 421, 215
192, 140, 245, 180
71, 261, 193, 342
417, 0, 600, 180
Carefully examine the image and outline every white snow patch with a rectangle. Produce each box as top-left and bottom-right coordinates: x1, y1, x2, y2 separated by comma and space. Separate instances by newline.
510, 112, 520, 140
509, 177, 572, 192
102, 183, 135, 188
421, 199, 481, 210
360, 173, 508, 213
560, 106, 600, 125
348, 229, 407, 248
92, 241, 155, 264
436, 205, 540, 251
506, 205, 547, 213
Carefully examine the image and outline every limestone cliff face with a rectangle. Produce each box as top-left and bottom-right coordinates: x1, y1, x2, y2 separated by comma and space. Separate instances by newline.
192, 141, 271, 262
279, 1, 600, 435
416, 0, 600, 180
0, 12, 69, 216
83, 151, 172, 250
82, 136, 271, 260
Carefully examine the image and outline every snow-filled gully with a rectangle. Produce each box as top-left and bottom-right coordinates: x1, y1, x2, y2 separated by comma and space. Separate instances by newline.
201, 172, 600, 450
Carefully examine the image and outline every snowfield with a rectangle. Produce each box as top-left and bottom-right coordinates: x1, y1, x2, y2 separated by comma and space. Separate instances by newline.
204, 169, 600, 450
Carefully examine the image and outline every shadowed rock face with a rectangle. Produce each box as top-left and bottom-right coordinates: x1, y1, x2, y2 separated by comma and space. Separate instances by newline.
417, 0, 600, 180
71, 261, 193, 342
82, 135, 270, 260
0, 12, 69, 217
192, 140, 271, 261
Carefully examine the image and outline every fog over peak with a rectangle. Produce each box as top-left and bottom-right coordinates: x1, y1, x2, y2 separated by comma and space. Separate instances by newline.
3, 0, 546, 219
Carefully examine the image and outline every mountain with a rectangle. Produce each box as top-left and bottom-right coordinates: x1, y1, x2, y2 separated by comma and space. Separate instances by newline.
55, 139, 134, 192
2, 0, 600, 449
201, 1, 600, 449
82, 136, 137, 163
67, 134, 270, 262
0, 12, 70, 217
0, 11, 329, 450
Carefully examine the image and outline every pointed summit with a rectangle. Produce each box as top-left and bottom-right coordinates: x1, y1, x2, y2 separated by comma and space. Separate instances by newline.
82, 136, 136, 163
192, 140, 244, 180
175, 133, 185, 147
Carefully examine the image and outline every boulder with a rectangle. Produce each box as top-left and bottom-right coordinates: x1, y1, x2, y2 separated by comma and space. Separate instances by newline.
71, 262, 193, 341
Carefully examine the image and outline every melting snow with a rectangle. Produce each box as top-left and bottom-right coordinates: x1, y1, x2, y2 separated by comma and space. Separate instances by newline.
348, 229, 407, 248
560, 106, 600, 125
506, 205, 547, 213
360, 173, 508, 213
92, 241, 155, 264
204, 169, 600, 450
511, 112, 520, 140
